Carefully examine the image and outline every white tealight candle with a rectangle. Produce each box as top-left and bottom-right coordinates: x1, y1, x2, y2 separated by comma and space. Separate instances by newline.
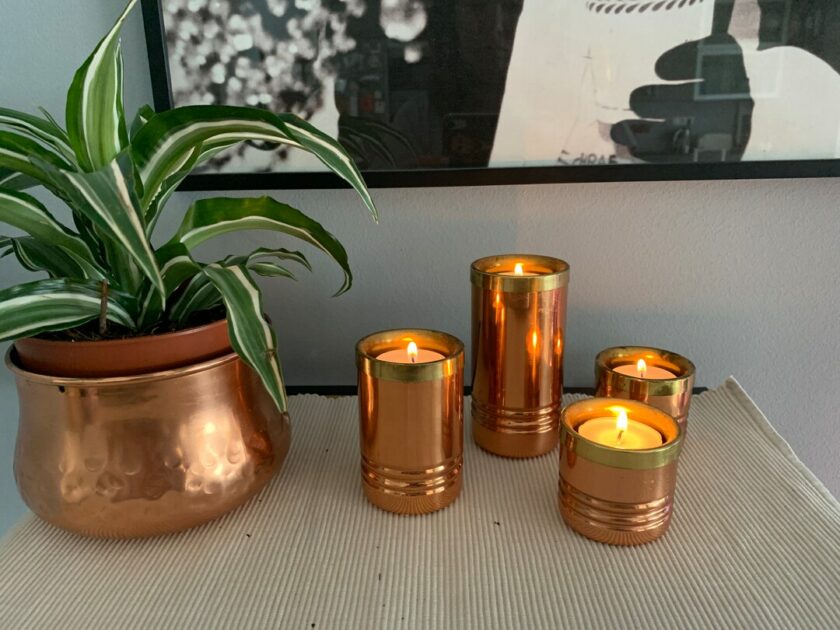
614, 358, 676, 380
500, 262, 539, 276
577, 409, 663, 450
377, 341, 444, 364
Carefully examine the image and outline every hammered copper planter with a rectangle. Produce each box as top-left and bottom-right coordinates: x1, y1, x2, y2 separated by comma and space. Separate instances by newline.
8, 350, 290, 538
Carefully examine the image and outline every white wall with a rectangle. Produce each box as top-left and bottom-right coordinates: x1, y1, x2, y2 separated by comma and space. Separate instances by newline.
0, 2, 838, 533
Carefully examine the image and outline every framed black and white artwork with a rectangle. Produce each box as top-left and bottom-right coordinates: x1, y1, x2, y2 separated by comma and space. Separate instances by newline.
141, 0, 840, 188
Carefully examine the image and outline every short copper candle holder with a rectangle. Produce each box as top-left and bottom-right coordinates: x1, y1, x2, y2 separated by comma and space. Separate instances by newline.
470, 254, 569, 458
558, 398, 683, 546
595, 346, 696, 430
356, 329, 464, 515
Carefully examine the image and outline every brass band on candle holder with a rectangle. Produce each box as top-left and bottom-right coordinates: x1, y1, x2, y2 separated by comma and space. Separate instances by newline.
356, 329, 464, 515
559, 398, 683, 546
470, 255, 569, 458
595, 346, 696, 430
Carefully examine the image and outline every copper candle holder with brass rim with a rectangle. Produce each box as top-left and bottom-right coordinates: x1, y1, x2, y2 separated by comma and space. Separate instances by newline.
558, 398, 683, 546
356, 329, 464, 515
595, 346, 696, 430
470, 255, 569, 458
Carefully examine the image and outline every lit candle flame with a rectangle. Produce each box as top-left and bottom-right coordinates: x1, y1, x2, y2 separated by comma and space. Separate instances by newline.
407, 341, 419, 364
514, 262, 525, 275
616, 409, 628, 443
531, 330, 538, 350
637, 358, 647, 378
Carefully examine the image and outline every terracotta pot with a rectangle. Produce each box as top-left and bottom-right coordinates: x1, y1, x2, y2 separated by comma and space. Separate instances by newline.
14, 319, 232, 377
8, 350, 290, 538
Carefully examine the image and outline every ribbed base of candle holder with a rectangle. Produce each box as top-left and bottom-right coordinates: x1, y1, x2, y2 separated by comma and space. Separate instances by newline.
471, 400, 559, 458
558, 478, 673, 546
361, 456, 463, 515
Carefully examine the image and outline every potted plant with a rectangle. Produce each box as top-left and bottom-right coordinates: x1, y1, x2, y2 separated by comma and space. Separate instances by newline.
0, 0, 376, 537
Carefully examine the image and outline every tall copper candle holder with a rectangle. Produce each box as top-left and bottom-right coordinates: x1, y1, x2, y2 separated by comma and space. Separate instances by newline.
470, 255, 569, 458
559, 398, 683, 546
595, 346, 696, 430
356, 329, 464, 515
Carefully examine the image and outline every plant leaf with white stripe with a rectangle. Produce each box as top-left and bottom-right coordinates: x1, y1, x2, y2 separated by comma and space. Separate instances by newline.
0, 279, 136, 342
0, 131, 75, 185
130, 104, 156, 140
131, 106, 301, 211
7, 237, 93, 279
225, 247, 311, 271
0, 169, 39, 191
172, 196, 353, 295
0, 107, 75, 161
202, 264, 287, 412
34, 154, 164, 297
131, 106, 377, 223
280, 113, 377, 220
0, 187, 102, 277
168, 273, 222, 327
65, 0, 135, 171
247, 261, 296, 279
136, 242, 201, 330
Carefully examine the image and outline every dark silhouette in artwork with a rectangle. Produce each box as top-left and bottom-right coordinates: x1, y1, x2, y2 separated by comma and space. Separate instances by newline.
611, 0, 840, 163
334, 0, 525, 170
756, 0, 840, 74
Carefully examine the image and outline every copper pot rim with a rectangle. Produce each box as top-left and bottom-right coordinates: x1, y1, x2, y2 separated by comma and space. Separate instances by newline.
470, 254, 570, 293
596, 345, 696, 395
6, 347, 241, 387
561, 397, 683, 470
356, 328, 464, 382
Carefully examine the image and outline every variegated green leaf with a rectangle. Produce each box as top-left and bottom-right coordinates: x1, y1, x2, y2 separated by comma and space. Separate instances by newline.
172, 196, 352, 295
0, 107, 75, 161
34, 154, 164, 297
137, 242, 201, 330
65, 0, 135, 171
168, 273, 222, 327
130, 104, 156, 140
202, 264, 287, 412
7, 237, 92, 279
0, 131, 75, 184
225, 247, 311, 271
0, 187, 102, 277
131, 106, 377, 223
0, 279, 136, 342
132, 106, 300, 211
248, 261, 296, 279
0, 169, 39, 191
279, 114, 377, 220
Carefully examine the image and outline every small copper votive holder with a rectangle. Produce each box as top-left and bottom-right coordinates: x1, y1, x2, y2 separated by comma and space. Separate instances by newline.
470, 254, 569, 458
559, 398, 683, 546
595, 346, 696, 430
356, 329, 464, 515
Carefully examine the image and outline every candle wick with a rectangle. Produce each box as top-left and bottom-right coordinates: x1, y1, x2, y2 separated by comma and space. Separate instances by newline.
616, 430, 625, 443
411, 356, 416, 364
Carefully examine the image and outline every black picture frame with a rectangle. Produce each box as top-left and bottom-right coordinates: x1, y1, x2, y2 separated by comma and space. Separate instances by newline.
140, 0, 840, 190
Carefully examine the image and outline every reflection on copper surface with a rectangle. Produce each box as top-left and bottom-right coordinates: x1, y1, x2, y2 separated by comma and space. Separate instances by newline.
595, 346, 696, 430
471, 255, 569, 458
9, 351, 290, 538
357, 330, 464, 515
558, 398, 683, 546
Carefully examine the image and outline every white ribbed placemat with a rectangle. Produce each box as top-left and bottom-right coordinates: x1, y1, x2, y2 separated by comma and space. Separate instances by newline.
1, 378, 839, 629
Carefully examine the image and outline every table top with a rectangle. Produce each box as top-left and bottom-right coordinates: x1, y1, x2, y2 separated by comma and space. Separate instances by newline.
1, 378, 838, 629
